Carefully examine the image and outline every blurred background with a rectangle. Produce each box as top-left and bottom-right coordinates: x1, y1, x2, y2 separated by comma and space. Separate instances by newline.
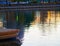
0, 0, 60, 46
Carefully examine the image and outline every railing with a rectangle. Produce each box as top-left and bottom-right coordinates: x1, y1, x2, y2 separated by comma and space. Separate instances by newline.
0, 4, 60, 11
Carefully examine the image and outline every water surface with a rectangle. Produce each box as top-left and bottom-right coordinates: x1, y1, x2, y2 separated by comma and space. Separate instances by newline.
22, 11, 60, 46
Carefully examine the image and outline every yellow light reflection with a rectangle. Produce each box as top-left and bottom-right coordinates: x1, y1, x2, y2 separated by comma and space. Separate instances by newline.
46, 11, 51, 23
31, 11, 40, 25
26, 11, 60, 36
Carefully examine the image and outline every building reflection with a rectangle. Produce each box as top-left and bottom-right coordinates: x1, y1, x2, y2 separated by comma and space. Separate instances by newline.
29, 11, 60, 35
22, 11, 60, 46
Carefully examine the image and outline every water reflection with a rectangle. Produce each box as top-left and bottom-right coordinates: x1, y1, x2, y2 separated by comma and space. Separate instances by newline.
22, 11, 60, 46
0, 38, 21, 46
29, 11, 60, 35
0, 10, 60, 46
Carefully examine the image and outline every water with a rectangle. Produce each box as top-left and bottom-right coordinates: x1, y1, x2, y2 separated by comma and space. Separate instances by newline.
0, 10, 60, 46
21, 11, 60, 46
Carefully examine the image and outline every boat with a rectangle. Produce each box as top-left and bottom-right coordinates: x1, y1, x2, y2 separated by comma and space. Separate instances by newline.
0, 20, 19, 39
0, 28, 19, 39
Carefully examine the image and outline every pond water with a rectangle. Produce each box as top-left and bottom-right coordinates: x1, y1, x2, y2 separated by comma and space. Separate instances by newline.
0, 10, 60, 46
22, 11, 60, 46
